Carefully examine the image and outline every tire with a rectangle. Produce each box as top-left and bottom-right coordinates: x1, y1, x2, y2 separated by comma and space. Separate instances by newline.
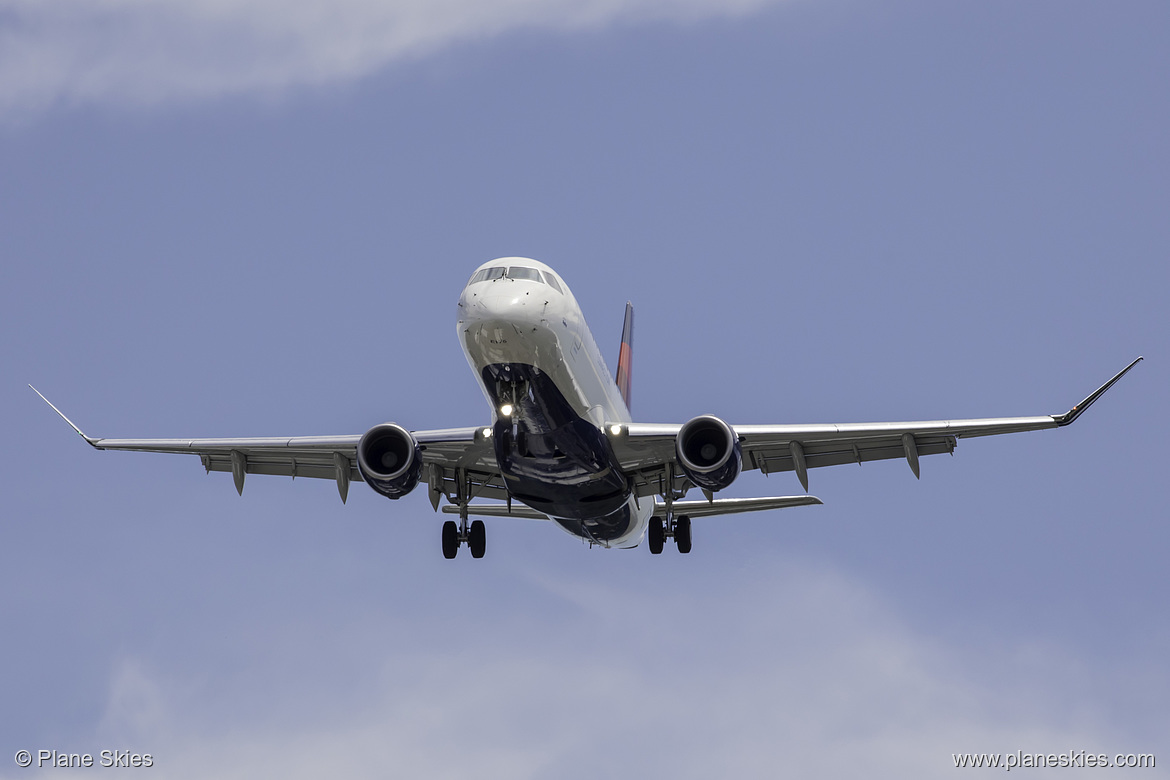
442, 520, 459, 559
675, 515, 692, 554
648, 518, 664, 555
469, 519, 486, 559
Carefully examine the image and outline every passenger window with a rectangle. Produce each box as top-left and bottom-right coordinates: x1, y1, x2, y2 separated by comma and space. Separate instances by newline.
542, 272, 563, 293
507, 267, 542, 282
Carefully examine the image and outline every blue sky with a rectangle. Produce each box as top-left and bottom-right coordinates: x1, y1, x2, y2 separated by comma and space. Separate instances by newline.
2, 1, 1166, 777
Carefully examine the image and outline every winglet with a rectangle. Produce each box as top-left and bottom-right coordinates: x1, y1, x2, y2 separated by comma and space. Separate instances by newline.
1053, 357, 1143, 427
614, 301, 634, 412
28, 385, 100, 447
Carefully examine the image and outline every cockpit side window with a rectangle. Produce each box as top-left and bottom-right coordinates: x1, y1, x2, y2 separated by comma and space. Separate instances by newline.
469, 266, 507, 284
506, 266, 542, 282
542, 271, 563, 293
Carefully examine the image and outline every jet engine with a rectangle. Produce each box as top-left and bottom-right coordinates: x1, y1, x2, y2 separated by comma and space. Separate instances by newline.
357, 423, 423, 499
675, 414, 742, 492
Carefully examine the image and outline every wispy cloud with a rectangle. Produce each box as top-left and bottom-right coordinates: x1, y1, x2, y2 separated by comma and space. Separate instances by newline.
48, 560, 1160, 780
0, 0, 780, 117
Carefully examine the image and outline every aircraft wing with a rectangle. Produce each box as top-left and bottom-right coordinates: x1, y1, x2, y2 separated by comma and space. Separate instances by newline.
612, 357, 1142, 495
28, 386, 502, 505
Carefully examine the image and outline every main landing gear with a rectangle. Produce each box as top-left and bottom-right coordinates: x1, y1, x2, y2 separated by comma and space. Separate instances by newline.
442, 518, 486, 559
648, 514, 691, 555
649, 462, 692, 555
442, 467, 486, 559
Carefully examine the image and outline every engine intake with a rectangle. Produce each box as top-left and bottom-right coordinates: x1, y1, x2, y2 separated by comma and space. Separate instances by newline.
357, 423, 423, 500
676, 415, 741, 492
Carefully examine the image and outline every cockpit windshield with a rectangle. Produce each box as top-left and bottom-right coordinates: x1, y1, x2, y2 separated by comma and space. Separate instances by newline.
542, 271, 563, 293
467, 264, 562, 292
506, 266, 542, 282
468, 266, 506, 285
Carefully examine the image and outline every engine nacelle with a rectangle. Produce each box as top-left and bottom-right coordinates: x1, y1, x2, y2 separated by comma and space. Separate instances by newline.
357, 423, 423, 500
675, 414, 741, 492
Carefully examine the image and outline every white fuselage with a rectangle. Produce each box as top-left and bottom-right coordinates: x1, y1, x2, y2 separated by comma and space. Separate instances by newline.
455, 258, 651, 547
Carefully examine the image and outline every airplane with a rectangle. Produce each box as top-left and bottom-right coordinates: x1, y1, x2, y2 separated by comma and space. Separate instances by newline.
32, 257, 1142, 558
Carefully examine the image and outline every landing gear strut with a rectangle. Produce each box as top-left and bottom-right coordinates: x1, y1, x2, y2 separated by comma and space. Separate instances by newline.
674, 515, 692, 554
648, 463, 693, 554
443, 469, 487, 559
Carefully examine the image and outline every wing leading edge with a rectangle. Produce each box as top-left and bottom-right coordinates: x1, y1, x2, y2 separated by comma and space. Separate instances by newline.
612, 357, 1143, 493
29, 385, 497, 504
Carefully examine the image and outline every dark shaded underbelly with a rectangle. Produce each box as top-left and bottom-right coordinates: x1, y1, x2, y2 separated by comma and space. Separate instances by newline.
483, 363, 631, 532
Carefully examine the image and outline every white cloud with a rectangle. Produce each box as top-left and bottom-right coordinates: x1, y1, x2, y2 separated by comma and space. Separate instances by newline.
0, 0, 781, 117
45, 560, 1159, 780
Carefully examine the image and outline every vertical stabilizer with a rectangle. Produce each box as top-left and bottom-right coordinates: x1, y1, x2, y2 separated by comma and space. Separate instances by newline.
615, 302, 634, 412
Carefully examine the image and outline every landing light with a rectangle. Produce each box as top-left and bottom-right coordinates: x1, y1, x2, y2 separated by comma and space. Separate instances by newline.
500, 403, 514, 417
609, 424, 623, 436
483, 427, 493, 438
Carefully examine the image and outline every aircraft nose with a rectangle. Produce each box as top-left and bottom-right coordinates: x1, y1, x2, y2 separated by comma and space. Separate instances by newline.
474, 291, 515, 320
464, 284, 544, 326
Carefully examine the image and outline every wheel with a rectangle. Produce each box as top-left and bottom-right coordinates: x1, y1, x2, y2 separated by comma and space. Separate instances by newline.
675, 515, 692, 554
469, 519, 486, 559
648, 518, 664, 555
441, 520, 459, 559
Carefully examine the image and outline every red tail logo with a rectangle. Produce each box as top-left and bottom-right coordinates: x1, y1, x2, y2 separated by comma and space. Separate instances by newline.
615, 302, 634, 412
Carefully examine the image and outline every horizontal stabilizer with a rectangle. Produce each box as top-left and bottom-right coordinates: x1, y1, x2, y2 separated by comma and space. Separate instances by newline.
443, 495, 822, 521
654, 495, 822, 518
441, 504, 548, 520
